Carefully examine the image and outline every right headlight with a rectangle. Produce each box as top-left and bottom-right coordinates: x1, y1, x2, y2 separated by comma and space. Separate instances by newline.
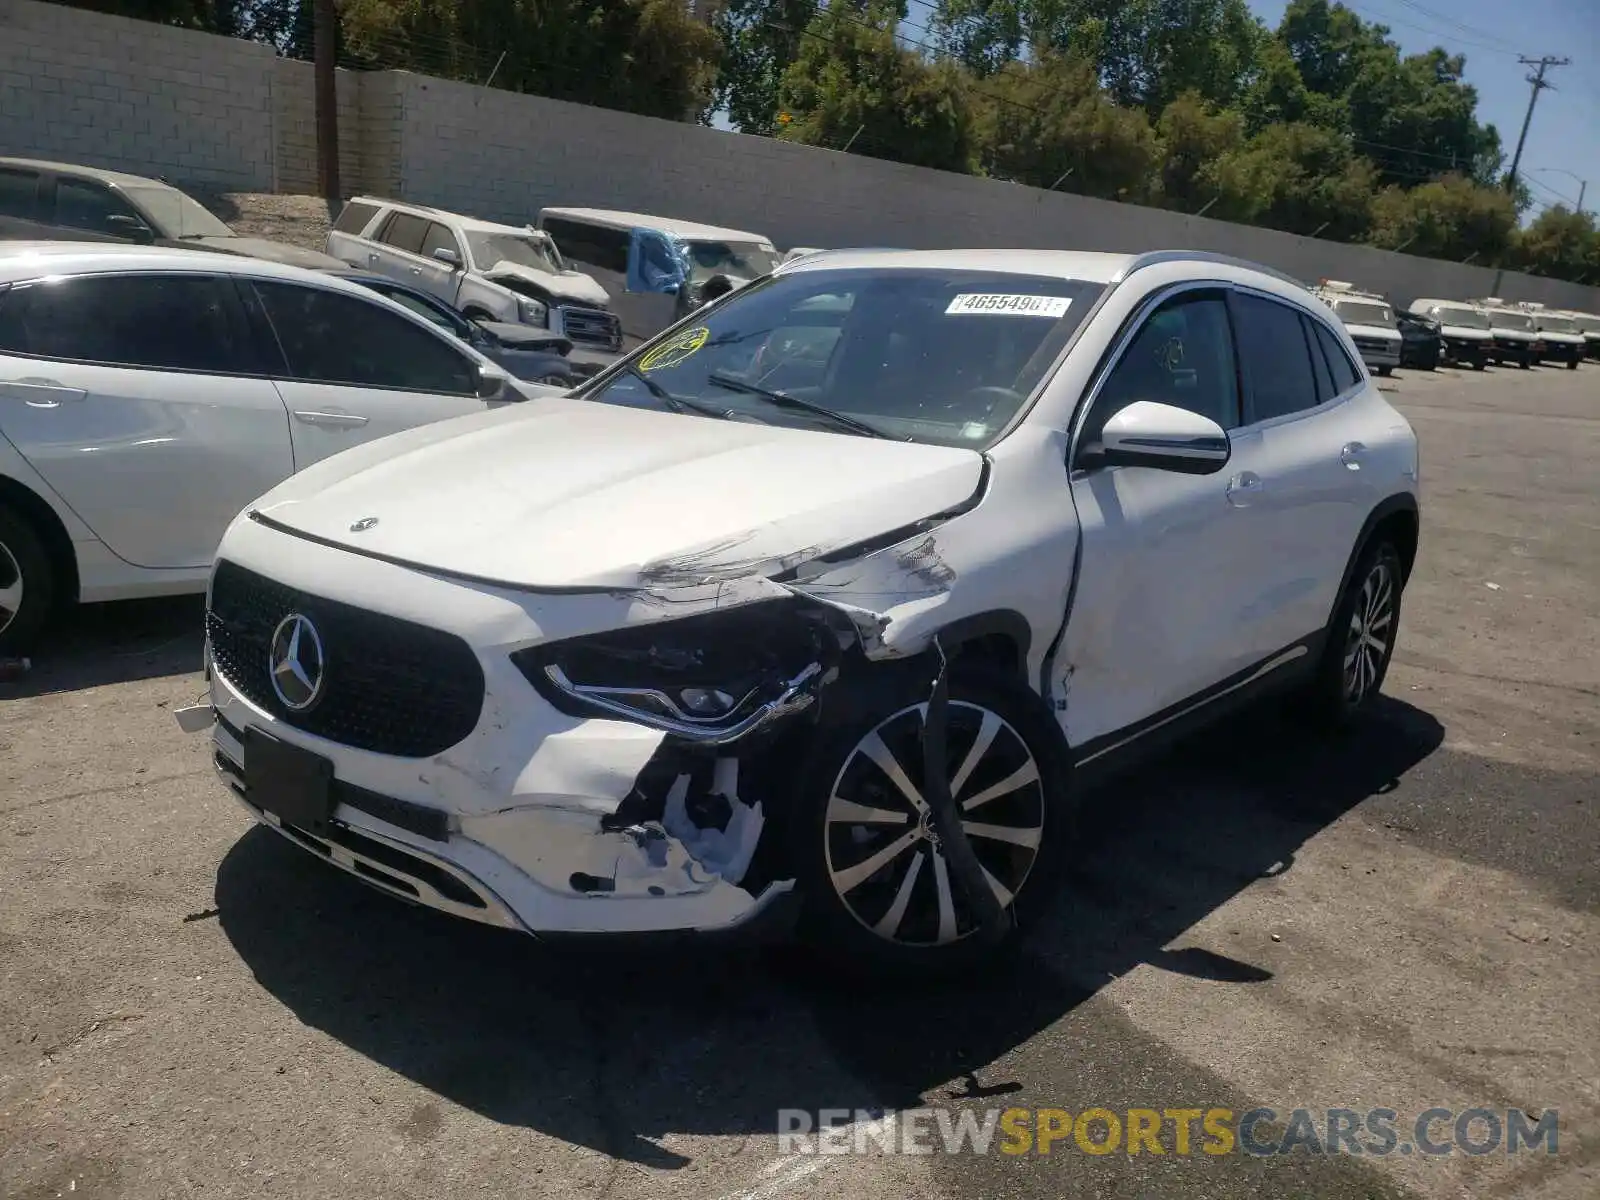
512, 600, 834, 738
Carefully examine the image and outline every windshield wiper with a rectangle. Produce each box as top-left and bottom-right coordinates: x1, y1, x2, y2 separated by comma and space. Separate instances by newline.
706, 372, 896, 440
625, 365, 731, 421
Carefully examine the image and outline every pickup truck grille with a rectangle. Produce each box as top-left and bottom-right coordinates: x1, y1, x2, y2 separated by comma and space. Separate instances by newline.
559, 305, 622, 351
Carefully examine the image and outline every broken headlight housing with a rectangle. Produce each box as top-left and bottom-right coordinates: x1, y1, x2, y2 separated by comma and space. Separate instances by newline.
512, 600, 834, 742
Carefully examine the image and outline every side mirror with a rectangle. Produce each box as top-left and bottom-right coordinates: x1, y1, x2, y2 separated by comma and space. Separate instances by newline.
106, 214, 154, 243
1095, 401, 1230, 475
432, 247, 462, 268
474, 361, 512, 400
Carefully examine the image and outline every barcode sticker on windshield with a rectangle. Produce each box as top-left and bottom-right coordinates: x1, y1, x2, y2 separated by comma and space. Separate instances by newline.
945, 293, 1072, 318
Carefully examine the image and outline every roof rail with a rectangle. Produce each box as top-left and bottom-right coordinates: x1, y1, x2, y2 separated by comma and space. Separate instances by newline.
1116, 249, 1308, 291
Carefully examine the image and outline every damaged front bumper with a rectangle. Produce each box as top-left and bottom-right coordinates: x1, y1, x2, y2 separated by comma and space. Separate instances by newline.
192, 517, 846, 939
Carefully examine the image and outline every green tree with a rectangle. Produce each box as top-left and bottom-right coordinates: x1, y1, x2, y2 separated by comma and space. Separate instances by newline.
1366, 174, 1517, 261
710, 0, 821, 132
1515, 206, 1599, 280
778, 1, 976, 172
339, 0, 720, 120
930, 0, 1027, 78
973, 52, 1158, 200
1205, 121, 1377, 239
1153, 91, 1245, 210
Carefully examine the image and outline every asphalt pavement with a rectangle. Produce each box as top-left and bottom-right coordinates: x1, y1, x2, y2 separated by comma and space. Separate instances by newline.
1, 361, 1595, 1200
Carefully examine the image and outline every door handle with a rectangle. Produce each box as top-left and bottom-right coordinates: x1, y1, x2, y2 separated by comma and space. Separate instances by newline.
1226, 471, 1264, 508
1340, 441, 1367, 470
0, 379, 88, 407
293, 409, 370, 428
367, 252, 380, 264
409, 266, 422, 276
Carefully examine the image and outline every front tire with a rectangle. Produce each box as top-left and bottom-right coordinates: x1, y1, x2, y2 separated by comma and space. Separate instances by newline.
792, 665, 1073, 976
0, 505, 55, 657
1303, 540, 1403, 726
1376, 365, 1393, 377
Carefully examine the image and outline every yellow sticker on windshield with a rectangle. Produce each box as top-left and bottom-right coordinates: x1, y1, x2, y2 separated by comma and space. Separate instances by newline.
640, 326, 710, 372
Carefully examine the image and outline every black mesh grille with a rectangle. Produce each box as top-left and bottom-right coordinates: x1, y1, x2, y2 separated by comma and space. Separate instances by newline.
207, 560, 485, 758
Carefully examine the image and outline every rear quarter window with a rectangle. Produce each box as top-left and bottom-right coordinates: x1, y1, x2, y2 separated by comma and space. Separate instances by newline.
333, 200, 381, 235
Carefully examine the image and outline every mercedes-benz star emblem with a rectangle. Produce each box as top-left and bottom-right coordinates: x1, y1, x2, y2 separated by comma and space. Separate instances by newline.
349, 516, 379, 532
269, 613, 325, 712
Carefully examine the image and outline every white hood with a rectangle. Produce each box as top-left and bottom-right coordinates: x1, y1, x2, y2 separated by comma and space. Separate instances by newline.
1344, 322, 1400, 342
485, 261, 611, 309
249, 399, 984, 590
1439, 325, 1491, 340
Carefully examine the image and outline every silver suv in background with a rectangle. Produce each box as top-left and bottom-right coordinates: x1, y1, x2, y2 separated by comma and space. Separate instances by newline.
326, 198, 622, 354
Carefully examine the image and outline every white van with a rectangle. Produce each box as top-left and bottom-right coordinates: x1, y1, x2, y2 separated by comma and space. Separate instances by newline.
1312, 281, 1402, 375
1410, 298, 1493, 369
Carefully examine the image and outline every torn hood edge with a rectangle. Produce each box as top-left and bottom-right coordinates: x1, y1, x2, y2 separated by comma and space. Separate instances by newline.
485, 261, 611, 308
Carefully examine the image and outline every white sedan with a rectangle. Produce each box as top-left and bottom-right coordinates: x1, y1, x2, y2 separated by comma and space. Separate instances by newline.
191, 248, 1420, 972
0, 243, 528, 655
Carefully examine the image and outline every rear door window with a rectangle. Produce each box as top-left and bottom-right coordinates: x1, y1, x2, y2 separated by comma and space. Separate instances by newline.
333, 200, 381, 235
0, 273, 253, 373
251, 280, 478, 394
0, 167, 41, 220
1232, 293, 1320, 423
1312, 320, 1361, 393
377, 212, 429, 255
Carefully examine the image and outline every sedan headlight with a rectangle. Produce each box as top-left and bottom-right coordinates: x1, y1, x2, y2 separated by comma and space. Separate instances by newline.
517, 295, 549, 326
513, 601, 835, 741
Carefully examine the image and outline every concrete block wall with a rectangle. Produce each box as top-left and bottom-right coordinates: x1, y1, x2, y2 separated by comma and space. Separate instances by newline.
2, 2, 1596, 312
271, 59, 362, 195
0, 0, 276, 190
390, 71, 1600, 312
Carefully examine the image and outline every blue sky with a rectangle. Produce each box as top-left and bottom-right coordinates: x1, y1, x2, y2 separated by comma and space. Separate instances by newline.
1246, 0, 1600, 218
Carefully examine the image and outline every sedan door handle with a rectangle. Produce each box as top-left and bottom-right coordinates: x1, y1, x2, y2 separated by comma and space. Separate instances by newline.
293, 409, 370, 429
408, 266, 422, 276
1340, 441, 1368, 470
367, 252, 380, 264
1226, 471, 1264, 508
0, 379, 88, 407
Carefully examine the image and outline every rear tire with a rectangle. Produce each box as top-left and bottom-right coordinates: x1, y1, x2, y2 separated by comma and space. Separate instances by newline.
1302, 539, 1403, 727
792, 664, 1074, 978
0, 505, 55, 658
1376, 365, 1393, 377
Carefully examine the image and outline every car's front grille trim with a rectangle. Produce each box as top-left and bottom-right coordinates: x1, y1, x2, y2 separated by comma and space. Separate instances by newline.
558, 304, 622, 350
207, 560, 485, 759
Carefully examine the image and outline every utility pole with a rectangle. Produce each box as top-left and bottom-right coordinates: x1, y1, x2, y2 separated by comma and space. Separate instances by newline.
314, 0, 341, 207
1505, 56, 1569, 195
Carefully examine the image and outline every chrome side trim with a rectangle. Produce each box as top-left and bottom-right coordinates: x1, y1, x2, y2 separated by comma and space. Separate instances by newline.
1075, 645, 1310, 766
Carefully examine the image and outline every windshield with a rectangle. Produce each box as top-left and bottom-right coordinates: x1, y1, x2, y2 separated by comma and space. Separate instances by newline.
1538, 314, 1576, 333
122, 185, 234, 239
1572, 314, 1600, 333
1333, 299, 1394, 326
468, 232, 564, 274
578, 268, 1104, 447
683, 239, 781, 285
1434, 305, 1491, 330
1489, 310, 1533, 331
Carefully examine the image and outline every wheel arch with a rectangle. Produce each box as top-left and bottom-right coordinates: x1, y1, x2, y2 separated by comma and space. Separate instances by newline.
0, 474, 79, 606
930, 610, 1034, 684
1331, 493, 1418, 624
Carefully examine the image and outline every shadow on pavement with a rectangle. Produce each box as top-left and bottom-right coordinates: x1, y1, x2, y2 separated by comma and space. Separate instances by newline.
215, 697, 1444, 1167
4, 596, 204, 698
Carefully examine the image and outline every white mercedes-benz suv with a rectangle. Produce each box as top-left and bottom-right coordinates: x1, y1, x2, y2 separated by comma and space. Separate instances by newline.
191, 249, 1420, 971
